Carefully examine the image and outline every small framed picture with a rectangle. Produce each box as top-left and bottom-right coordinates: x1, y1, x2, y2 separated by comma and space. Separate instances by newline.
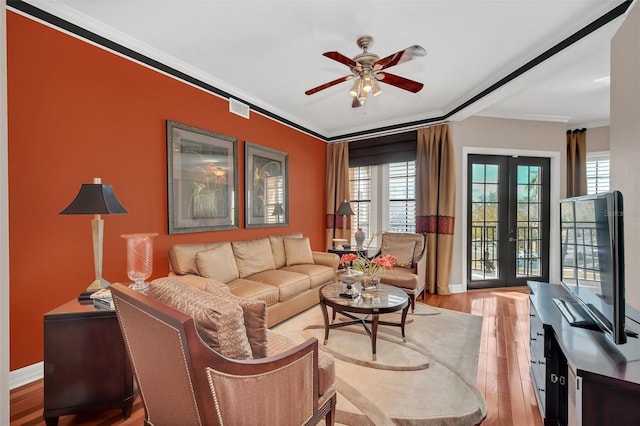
245, 142, 288, 228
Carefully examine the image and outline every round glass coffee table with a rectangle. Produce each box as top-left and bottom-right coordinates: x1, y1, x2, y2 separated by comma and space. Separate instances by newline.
319, 282, 410, 361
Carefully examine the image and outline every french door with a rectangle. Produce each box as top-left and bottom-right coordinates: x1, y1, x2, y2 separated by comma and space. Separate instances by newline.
467, 155, 550, 288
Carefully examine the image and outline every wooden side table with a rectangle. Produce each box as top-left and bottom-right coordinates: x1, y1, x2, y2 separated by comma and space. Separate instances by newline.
43, 299, 136, 426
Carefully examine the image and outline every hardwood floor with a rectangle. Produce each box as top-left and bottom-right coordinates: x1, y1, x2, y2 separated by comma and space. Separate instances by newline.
10, 286, 543, 425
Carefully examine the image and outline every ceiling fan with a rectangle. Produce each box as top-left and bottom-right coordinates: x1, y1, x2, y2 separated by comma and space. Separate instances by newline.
305, 36, 426, 108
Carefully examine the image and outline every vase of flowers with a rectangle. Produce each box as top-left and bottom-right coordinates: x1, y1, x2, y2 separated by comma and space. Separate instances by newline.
340, 253, 397, 290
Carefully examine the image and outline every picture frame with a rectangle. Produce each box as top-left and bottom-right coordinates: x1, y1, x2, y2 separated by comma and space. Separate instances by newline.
245, 142, 288, 228
167, 120, 238, 234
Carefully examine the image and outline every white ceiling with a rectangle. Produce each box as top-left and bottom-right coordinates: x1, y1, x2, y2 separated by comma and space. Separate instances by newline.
18, 0, 632, 141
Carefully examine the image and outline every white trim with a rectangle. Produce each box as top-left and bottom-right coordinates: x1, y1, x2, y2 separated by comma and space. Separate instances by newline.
1, 0, 10, 421
461, 147, 561, 291
9, 362, 43, 390
448, 283, 466, 294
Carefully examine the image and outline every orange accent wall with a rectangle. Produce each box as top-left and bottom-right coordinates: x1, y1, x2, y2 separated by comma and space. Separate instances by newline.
7, 12, 327, 370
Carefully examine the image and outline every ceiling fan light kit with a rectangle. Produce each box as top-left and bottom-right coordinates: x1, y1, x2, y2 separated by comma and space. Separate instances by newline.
305, 35, 426, 108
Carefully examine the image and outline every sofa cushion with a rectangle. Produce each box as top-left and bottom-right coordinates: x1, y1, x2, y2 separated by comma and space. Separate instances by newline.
195, 243, 240, 283
232, 238, 276, 278
148, 278, 253, 360
269, 232, 303, 268
227, 279, 280, 307
205, 283, 268, 359
381, 234, 416, 268
284, 237, 314, 266
281, 264, 335, 289
247, 270, 310, 302
168, 242, 223, 275
266, 330, 335, 397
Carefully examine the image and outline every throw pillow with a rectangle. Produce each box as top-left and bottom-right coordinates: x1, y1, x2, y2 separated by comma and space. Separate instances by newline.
284, 237, 314, 266
232, 238, 276, 278
270, 233, 304, 268
205, 283, 268, 359
148, 277, 253, 360
195, 243, 240, 283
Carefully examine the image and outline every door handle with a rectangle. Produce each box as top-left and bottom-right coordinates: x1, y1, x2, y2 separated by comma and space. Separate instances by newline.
509, 237, 517, 242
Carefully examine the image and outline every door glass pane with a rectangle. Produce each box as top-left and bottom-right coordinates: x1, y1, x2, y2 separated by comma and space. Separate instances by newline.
515, 165, 542, 278
470, 164, 499, 281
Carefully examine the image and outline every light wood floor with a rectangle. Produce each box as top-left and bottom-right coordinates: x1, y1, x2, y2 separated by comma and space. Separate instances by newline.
10, 286, 543, 425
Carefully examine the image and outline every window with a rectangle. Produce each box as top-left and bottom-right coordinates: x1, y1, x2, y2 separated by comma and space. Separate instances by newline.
349, 161, 416, 247
388, 161, 416, 232
586, 152, 610, 195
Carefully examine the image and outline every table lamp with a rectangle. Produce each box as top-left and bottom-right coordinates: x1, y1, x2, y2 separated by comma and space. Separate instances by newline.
336, 200, 354, 242
60, 177, 128, 300
272, 202, 284, 223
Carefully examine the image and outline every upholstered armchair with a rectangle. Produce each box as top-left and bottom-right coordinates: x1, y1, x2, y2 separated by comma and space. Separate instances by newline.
378, 232, 427, 312
110, 283, 337, 426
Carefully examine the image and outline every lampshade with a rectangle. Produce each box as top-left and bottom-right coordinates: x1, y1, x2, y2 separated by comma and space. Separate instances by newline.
60, 179, 127, 215
272, 203, 284, 216
336, 201, 354, 216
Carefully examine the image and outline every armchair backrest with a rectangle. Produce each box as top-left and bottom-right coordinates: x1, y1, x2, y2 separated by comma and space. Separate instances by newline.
111, 283, 329, 426
380, 232, 426, 268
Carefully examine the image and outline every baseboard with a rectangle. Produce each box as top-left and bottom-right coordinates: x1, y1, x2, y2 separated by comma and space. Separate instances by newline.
449, 283, 466, 294
9, 362, 43, 390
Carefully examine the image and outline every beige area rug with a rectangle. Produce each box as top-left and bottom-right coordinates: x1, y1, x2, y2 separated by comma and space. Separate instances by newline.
272, 303, 487, 426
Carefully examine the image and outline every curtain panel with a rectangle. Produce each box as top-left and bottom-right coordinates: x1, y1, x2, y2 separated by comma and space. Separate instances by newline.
566, 129, 587, 197
325, 142, 351, 249
416, 124, 455, 295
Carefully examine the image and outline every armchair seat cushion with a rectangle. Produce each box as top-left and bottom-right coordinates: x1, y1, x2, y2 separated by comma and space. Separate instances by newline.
381, 267, 421, 290
266, 330, 335, 398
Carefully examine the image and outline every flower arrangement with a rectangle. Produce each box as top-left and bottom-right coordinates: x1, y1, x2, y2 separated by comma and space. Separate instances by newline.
340, 253, 397, 279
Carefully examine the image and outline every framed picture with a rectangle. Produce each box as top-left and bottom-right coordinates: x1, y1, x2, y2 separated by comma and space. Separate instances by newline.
245, 142, 288, 228
167, 120, 238, 234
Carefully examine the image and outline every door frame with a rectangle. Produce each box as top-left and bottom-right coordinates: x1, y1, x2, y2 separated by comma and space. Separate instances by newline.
461, 147, 562, 292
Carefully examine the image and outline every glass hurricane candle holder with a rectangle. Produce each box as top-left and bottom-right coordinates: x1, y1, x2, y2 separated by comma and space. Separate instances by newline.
121, 233, 158, 293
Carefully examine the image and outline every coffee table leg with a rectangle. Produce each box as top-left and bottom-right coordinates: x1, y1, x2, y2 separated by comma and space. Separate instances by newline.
371, 313, 379, 361
320, 300, 330, 345
401, 304, 410, 342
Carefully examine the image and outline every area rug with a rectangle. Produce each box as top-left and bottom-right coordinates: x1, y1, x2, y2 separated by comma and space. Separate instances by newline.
272, 303, 487, 426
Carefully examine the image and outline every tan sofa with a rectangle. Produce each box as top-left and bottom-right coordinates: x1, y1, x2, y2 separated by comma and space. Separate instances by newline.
168, 233, 339, 327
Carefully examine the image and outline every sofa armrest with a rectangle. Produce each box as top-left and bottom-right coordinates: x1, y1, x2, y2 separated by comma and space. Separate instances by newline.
168, 272, 228, 291
312, 251, 339, 269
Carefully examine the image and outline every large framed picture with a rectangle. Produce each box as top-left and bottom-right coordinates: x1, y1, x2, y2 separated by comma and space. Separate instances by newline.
245, 142, 288, 228
167, 120, 238, 234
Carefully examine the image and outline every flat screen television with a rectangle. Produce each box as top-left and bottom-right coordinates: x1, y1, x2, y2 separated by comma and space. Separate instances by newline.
558, 190, 627, 344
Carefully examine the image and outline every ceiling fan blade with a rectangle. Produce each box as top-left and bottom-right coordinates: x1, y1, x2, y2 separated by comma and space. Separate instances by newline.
352, 97, 363, 108
376, 72, 424, 93
323, 51, 358, 68
305, 75, 354, 95
373, 45, 426, 70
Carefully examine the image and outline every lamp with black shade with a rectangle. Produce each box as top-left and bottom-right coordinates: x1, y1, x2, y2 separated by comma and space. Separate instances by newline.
271, 202, 284, 223
335, 200, 354, 248
60, 177, 127, 300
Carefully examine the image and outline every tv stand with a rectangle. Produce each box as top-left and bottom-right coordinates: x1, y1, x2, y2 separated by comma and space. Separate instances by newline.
529, 282, 640, 426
